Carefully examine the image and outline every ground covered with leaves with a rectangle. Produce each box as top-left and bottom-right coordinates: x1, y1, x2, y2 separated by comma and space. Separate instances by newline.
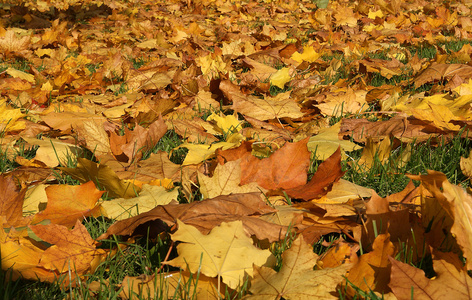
2, 0, 472, 299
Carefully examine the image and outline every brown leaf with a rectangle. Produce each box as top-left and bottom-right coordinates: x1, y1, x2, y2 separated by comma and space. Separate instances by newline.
389, 251, 472, 300
285, 147, 345, 201
362, 190, 424, 258
0, 175, 29, 227
414, 63, 472, 88
340, 116, 441, 144
98, 193, 286, 243
59, 158, 139, 199
198, 159, 265, 199
319, 239, 359, 268
125, 151, 181, 182
30, 220, 107, 277
166, 118, 219, 143
215, 140, 253, 164
344, 233, 395, 297
408, 171, 472, 269
109, 117, 167, 163
220, 80, 304, 121
240, 138, 311, 190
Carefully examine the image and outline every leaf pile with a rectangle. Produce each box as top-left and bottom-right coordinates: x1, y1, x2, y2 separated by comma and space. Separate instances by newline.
2, 0, 472, 298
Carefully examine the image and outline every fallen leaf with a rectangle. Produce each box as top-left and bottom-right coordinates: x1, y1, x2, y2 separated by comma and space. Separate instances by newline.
166, 220, 273, 290
240, 138, 311, 190
343, 233, 395, 297
408, 171, 472, 269
389, 250, 472, 300
176, 141, 240, 165
414, 63, 472, 88
0, 175, 29, 227
285, 147, 345, 201
32, 181, 103, 227
198, 159, 265, 199
100, 184, 178, 220
307, 122, 361, 160
119, 271, 222, 300
22, 137, 81, 168
31, 220, 107, 279
221, 80, 304, 121
247, 236, 351, 299
98, 193, 286, 243
59, 158, 140, 199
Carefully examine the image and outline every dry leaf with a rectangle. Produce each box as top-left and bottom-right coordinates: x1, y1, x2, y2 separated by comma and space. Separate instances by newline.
166, 220, 273, 290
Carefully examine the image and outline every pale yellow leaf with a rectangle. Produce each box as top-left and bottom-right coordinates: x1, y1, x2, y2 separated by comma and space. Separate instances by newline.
307, 122, 361, 160
198, 159, 265, 199
167, 220, 273, 289
100, 184, 178, 220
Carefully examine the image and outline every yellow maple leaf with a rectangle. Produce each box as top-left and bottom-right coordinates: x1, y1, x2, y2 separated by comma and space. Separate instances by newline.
270, 67, 291, 89
307, 122, 361, 160
291, 45, 321, 63
166, 220, 273, 290
207, 112, 243, 135
248, 236, 351, 299
175, 141, 239, 165
22, 137, 81, 168
411, 104, 462, 131
198, 159, 265, 199
6, 67, 35, 83
0, 101, 25, 132
196, 54, 228, 78
100, 184, 178, 220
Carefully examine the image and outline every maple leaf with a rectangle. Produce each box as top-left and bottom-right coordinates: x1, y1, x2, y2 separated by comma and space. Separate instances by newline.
32, 181, 104, 227
22, 137, 81, 168
0, 175, 29, 227
410, 103, 462, 132
315, 88, 368, 117
175, 141, 240, 165
6, 67, 35, 83
118, 271, 222, 300
167, 118, 219, 144
40, 110, 107, 133
220, 80, 304, 121
30, 220, 107, 280
198, 159, 265, 199
166, 220, 273, 290
0, 100, 26, 132
408, 171, 472, 269
315, 179, 374, 204
98, 193, 286, 243
343, 233, 395, 296
389, 251, 472, 300
270, 67, 292, 89
100, 184, 178, 220
1, 226, 53, 281
59, 158, 139, 199
361, 188, 424, 258
307, 122, 361, 160
414, 63, 472, 88
285, 147, 345, 201
240, 138, 311, 190
206, 112, 243, 135
0, 29, 31, 57
124, 151, 181, 182
247, 236, 351, 299
340, 116, 438, 144
1, 220, 107, 284
109, 117, 167, 163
